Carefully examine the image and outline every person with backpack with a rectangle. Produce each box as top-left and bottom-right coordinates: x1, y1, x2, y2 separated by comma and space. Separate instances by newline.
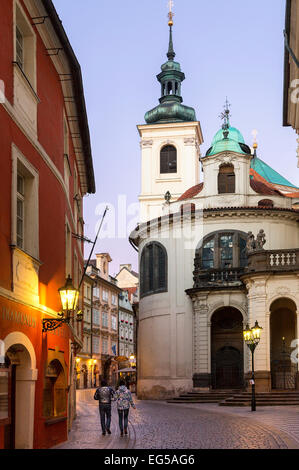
94, 379, 114, 436
114, 380, 136, 436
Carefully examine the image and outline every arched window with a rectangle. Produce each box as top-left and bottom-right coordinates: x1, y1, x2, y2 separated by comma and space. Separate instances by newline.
218, 164, 235, 194
140, 242, 168, 297
198, 231, 248, 270
258, 199, 274, 208
160, 145, 177, 174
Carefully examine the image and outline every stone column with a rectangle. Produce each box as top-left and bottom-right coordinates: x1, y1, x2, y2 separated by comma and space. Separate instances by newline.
245, 276, 271, 392
191, 293, 210, 389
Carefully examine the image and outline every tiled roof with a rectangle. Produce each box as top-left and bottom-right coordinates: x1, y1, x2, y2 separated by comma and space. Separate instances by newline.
250, 178, 282, 196
284, 192, 299, 198
178, 183, 204, 201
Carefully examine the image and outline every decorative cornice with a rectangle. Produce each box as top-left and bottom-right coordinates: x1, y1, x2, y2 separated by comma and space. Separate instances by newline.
140, 139, 153, 148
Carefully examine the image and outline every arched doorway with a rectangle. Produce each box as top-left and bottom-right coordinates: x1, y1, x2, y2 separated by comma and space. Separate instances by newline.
270, 298, 297, 390
211, 307, 244, 389
3, 339, 36, 449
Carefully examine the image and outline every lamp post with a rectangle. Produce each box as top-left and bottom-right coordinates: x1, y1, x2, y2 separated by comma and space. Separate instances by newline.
243, 320, 263, 412
42, 275, 82, 332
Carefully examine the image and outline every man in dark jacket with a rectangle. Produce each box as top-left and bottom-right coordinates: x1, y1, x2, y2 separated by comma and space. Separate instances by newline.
94, 380, 114, 436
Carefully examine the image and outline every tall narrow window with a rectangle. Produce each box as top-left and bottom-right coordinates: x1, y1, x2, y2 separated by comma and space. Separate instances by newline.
16, 173, 25, 249
220, 235, 233, 268
218, 164, 235, 194
202, 238, 214, 269
15, 4, 36, 88
160, 145, 177, 174
13, 149, 39, 257
140, 242, 168, 297
65, 222, 72, 277
16, 26, 24, 69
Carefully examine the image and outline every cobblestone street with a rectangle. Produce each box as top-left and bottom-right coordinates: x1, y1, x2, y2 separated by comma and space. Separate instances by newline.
54, 398, 299, 450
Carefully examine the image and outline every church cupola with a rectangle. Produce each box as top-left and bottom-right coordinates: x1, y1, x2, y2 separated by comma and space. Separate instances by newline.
145, 5, 196, 125
205, 100, 252, 157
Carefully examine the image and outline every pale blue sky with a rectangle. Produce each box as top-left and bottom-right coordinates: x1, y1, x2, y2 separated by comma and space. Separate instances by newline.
54, 0, 298, 276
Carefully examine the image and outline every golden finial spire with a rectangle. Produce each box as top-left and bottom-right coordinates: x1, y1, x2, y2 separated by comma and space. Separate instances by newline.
168, 0, 174, 26
252, 129, 258, 149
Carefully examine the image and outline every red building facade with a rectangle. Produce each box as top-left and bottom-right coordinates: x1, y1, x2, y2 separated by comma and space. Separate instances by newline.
0, 0, 95, 449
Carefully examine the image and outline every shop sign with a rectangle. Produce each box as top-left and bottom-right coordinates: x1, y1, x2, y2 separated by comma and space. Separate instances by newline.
1, 306, 36, 328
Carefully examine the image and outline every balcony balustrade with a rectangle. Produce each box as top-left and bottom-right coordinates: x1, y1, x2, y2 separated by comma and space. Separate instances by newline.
192, 249, 299, 289
246, 249, 299, 273
193, 267, 245, 289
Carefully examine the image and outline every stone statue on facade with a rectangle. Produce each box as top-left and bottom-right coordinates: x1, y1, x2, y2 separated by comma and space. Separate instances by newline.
246, 229, 266, 252
246, 232, 256, 252
256, 229, 266, 250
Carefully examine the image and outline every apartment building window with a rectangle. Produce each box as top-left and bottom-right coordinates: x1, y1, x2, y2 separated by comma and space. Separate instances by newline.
102, 290, 108, 302
15, 4, 36, 89
102, 338, 108, 354
65, 222, 72, 278
93, 309, 100, 326
111, 342, 117, 355
16, 26, 24, 69
92, 336, 100, 354
64, 155, 70, 196
84, 284, 91, 301
111, 315, 117, 331
94, 287, 100, 299
74, 252, 78, 288
112, 294, 117, 306
16, 173, 25, 249
13, 147, 39, 258
84, 307, 91, 323
102, 312, 108, 328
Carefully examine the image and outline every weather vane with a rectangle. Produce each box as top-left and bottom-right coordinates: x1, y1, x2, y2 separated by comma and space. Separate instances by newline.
220, 97, 231, 135
168, 0, 174, 26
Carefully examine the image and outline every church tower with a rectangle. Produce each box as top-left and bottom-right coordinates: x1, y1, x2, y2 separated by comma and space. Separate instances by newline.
138, 5, 203, 222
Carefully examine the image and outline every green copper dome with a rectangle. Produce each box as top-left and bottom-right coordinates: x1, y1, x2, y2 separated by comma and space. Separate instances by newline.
212, 126, 245, 145
145, 26, 196, 125
205, 125, 251, 157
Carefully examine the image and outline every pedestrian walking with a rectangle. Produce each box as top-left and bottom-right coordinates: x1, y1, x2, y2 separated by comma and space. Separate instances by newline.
114, 380, 136, 437
94, 380, 114, 436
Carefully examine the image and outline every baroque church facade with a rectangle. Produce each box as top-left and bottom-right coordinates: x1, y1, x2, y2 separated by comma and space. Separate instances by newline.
130, 20, 299, 399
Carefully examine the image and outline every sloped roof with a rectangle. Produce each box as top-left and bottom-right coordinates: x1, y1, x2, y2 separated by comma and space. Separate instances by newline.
249, 178, 282, 196
251, 157, 297, 189
178, 183, 204, 201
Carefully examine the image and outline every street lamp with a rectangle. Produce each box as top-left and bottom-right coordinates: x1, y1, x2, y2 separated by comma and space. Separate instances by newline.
42, 275, 83, 332
243, 320, 263, 412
